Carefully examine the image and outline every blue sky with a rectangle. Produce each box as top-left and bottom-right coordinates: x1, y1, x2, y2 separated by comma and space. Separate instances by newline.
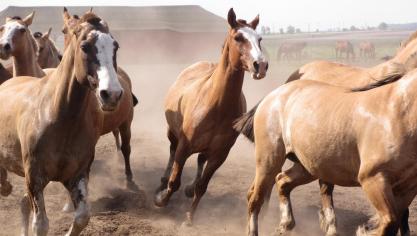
1, 0, 416, 31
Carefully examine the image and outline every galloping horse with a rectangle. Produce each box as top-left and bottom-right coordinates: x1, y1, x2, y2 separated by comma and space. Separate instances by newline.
359, 41, 376, 59
238, 67, 417, 236
154, 8, 268, 225
33, 28, 62, 68
259, 30, 417, 236
62, 8, 138, 191
335, 40, 355, 60
0, 12, 123, 235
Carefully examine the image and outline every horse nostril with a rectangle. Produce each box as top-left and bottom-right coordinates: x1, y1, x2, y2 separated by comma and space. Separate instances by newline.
265, 62, 269, 71
253, 61, 259, 73
100, 90, 110, 100
117, 90, 123, 101
4, 43, 10, 51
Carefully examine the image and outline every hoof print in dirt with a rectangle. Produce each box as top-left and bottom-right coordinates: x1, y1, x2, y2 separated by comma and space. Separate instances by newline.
91, 188, 147, 213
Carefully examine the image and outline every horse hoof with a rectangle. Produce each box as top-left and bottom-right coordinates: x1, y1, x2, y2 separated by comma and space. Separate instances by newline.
181, 212, 193, 228
0, 181, 12, 196
126, 180, 140, 192
62, 202, 74, 213
184, 184, 194, 198
154, 189, 169, 207
275, 221, 295, 235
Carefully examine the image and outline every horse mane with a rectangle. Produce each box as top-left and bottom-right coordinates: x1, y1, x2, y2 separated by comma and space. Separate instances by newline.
80, 13, 102, 27
400, 30, 417, 50
11, 16, 21, 20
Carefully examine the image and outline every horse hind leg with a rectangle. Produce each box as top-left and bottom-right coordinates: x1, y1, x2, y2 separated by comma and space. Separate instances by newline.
275, 160, 316, 235
119, 122, 139, 191
318, 180, 337, 236
184, 153, 206, 198
0, 167, 12, 196
357, 173, 400, 236
65, 177, 90, 236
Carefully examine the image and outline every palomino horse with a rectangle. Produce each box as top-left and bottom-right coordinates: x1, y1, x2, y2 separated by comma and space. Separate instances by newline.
237, 68, 417, 236
266, 30, 417, 236
0, 12, 123, 236
359, 41, 376, 59
276, 41, 306, 61
335, 40, 355, 60
0, 12, 45, 78
33, 28, 62, 68
62, 7, 138, 191
154, 8, 268, 225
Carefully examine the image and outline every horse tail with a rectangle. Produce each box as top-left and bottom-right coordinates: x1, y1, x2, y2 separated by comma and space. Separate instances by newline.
233, 102, 260, 143
132, 93, 139, 107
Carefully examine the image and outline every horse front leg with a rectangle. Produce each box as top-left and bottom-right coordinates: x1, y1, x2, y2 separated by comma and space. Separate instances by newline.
64, 176, 90, 236
0, 167, 12, 196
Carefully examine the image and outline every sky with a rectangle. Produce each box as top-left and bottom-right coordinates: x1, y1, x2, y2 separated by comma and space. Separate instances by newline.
0, 0, 416, 31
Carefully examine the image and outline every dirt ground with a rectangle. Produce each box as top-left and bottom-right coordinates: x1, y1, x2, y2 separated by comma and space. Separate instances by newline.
1, 40, 417, 236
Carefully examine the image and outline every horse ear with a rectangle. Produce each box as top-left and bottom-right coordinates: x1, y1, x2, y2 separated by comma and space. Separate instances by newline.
227, 8, 237, 29
63, 7, 71, 21
250, 14, 260, 30
43, 27, 52, 39
23, 11, 35, 26
88, 7, 93, 13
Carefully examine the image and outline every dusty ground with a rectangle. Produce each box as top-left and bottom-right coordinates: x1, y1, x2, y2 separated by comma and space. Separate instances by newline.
1, 32, 417, 235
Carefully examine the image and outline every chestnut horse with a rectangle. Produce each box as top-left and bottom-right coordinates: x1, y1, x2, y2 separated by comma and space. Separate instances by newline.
238, 67, 417, 236
154, 8, 268, 225
335, 40, 355, 60
276, 41, 306, 61
0, 12, 123, 235
33, 28, 62, 68
62, 8, 138, 191
0, 12, 45, 78
359, 41, 376, 59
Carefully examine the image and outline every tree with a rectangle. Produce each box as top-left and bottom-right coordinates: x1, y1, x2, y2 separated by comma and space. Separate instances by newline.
287, 25, 295, 34
350, 25, 359, 31
279, 28, 284, 34
296, 28, 301, 33
378, 22, 388, 30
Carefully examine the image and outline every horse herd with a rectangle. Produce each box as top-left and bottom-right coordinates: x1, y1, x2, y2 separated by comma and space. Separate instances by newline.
0, 6, 416, 236
277, 40, 375, 61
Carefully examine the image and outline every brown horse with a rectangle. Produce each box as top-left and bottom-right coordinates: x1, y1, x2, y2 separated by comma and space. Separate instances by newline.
359, 41, 376, 59
0, 12, 123, 235
335, 40, 355, 60
238, 67, 417, 236
267, 30, 417, 236
277, 41, 306, 61
33, 28, 62, 68
62, 8, 138, 192
0, 12, 45, 78
154, 8, 268, 225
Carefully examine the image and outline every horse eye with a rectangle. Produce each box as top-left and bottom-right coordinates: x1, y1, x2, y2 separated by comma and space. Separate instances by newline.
259, 37, 262, 42
80, 42, 91, 53
39, 47, 44, 52
114, 42, 119, 50
19, 28, 26, 33
234, 34, 244, 42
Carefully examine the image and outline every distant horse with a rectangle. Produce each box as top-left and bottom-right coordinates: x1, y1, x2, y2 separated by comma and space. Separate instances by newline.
237, 67, 417, 236
359, 41, 375, 59
33, 28, 62, 68
0, 12, 123, 236
154, 8, 268, 225
277, 41, 306, 61
335, 40, 355, 60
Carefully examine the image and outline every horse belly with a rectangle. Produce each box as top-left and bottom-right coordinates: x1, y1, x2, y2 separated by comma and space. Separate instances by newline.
0, 142, 24, 176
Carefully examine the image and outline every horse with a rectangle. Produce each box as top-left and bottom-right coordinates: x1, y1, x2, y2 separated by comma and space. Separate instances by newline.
258, 30, 417, 236
0, 12, 45, 78
0, 12, 123, 236
277, 41, 306, 61
153, 8, 268, 225
335, 40, 355, 60
62, 7, 138, 192
359, 41, 376, 59
33, 28, 62, 68
237, 66, 417, 236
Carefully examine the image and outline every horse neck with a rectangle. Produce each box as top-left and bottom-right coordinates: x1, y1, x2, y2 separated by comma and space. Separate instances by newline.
209, 40, 245, 110
46, 42, 61, 68
13, 34, 45, 77
48, 37, 90, 122
392, 40, 417, 64
0, 63, 11, 83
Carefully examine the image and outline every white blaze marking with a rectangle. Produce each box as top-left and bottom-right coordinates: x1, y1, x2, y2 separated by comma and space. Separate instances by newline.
0, 21, 25, 50
238, 27, 264, 61
90, 30, 122, 94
